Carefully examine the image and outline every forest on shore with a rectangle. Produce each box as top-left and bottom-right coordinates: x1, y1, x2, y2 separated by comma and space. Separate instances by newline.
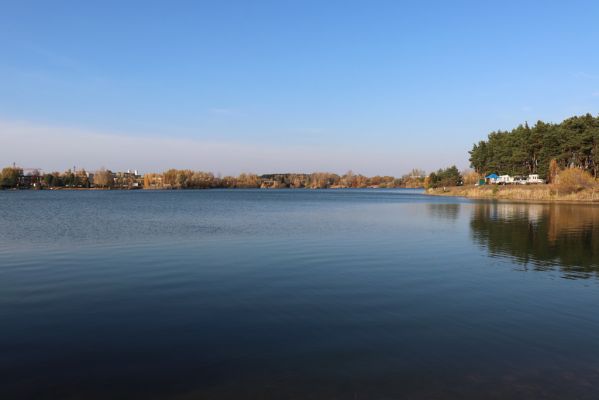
469, 113, 599, 179
427, 113, 599, 200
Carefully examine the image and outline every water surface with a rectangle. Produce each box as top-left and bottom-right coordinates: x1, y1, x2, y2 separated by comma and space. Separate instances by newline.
1, 189, 598, 399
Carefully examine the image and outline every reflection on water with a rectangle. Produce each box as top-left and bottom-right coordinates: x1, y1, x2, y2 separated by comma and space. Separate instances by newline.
427, 203, 461, 220
470, 202, 599, 279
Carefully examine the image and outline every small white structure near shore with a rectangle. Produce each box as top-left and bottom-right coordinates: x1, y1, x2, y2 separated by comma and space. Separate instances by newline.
485, 173, 545, 185
498, 175, 514, 184
526, 174, 544, 184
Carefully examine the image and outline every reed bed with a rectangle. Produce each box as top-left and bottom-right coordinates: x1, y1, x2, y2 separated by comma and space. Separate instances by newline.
427, 184, 599, 202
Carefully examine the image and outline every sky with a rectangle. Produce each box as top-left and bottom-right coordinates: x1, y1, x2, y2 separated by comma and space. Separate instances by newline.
1, 0, 599, 175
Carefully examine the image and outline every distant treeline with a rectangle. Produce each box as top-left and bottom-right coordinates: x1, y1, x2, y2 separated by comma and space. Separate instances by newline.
1, 167, 427, 190
0, 168, 136, 189
469, 113, 599, 178
144, 170, 426, 189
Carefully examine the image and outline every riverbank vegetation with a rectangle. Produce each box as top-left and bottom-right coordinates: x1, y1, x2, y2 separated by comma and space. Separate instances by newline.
143, 170, 424, 189
429, 167, 599, 202
1, 167, 22, 188
469, 113, 599, 179
424, 166, 463, 188
429, 113, 599, 202
428, 184, 599, 202
1, 166, 427, 190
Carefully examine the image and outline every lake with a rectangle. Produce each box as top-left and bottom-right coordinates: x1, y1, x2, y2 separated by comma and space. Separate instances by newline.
1, 189, 598, 399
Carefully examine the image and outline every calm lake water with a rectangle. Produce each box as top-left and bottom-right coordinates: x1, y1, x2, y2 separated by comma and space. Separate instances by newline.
1, 189, 599, 399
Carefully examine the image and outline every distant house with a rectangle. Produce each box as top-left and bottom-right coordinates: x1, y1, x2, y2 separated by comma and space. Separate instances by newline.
17, 172, 43, 189
497, 175, 514, 184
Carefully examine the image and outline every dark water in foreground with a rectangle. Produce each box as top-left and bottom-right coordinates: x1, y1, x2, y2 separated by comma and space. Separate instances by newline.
1, 189, 599, 399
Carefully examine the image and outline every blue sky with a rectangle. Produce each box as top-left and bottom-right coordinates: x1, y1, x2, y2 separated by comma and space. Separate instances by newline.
1, 0, 599, 174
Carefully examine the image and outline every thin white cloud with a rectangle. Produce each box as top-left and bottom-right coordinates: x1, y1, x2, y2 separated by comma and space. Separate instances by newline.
0, 119, 452, 175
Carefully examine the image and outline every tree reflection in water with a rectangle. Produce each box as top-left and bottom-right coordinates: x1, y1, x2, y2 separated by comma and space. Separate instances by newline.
427, 203, 461, 221
470, 202, 599, 279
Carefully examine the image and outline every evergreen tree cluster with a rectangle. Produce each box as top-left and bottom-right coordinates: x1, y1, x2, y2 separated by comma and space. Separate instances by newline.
427, 166, 462, 188
469, 113, 599, 179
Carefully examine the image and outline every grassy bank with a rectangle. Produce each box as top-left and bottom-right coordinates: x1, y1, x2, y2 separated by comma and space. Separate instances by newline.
427, 184, 599, 203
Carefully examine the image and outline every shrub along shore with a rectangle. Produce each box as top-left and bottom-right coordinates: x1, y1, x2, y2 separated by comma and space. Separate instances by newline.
426, 167, 599, 202
426, 184, 599, 203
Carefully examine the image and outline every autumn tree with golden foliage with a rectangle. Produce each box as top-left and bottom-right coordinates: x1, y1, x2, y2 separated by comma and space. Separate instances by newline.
94, 168, 113, 188
554, 168, 597, 193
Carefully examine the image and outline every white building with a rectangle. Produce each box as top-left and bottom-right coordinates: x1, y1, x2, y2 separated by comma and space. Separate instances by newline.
526, 174, 544, 184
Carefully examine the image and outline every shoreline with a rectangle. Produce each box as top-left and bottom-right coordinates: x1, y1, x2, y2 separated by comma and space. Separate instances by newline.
426, 185, 599, 204
1, 186, 425, 192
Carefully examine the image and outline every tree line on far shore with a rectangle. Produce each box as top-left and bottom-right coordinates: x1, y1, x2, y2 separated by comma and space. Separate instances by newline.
144, 169, 427, 189
1, 167, 431, 190
469, 113, 599, 179
0, 167, 118, 189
